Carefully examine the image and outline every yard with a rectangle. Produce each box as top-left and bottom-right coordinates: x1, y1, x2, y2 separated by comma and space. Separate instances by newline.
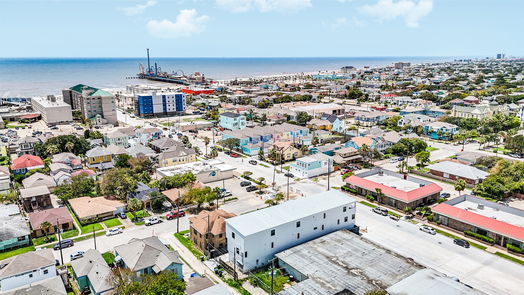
126, 210, 150, 225
0, 245, 35, 260
174, 230, 204, 259
32, 235, 57, 246
102, 252, 116, 265
426, 146, 439, 152
249, 268, 289, 293
103, 218, 122, 228
61, 229, 79, 239
80, 223, 103, 235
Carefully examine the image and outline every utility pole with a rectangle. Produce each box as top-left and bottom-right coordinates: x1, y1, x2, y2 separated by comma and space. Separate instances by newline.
327, 159, 331, 191
270, 259, 275, 295
57, 219, 63, 266
93, 225, 97, 250
205, 214, 210, 258
287, 174, 290, 201
177, 191, 181, 234
233, 248, 237, 281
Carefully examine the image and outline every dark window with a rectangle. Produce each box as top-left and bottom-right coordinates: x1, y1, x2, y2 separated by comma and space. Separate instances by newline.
344, 216, 348, 222
236, 248, 239, 254
219, 234, 223, 238
271, 242, 274, 248
271, 229, 275, 236
297, 233, 300, 239
29, 274, 33, 278
343, 206, 347, 212
314, 227, 317, 230
17, 236, 26, 241
322, 225, 325, 230
43, 269, 49, 275
296, 221, 301, 228
245, 252, 248, 258
323, 213, 326, 219
232, 232, 235, 239
337, 219, 340, 225
352, 214, 355, 220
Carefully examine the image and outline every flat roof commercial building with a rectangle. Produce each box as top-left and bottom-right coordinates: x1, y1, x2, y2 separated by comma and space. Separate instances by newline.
31, 95, 73, 125
276, 230, 483, 295
433, 195, 524, 249
426, 161, 488, 185
156, 159, 235, 183
345, 168, 442, 210
225, 191, 356, 273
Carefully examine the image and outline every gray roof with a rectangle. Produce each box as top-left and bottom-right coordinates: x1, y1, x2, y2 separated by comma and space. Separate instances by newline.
276, 230, 421, 295
0, 249, 55, 280
0, 213, 30, 241
159, 145, 196, 160
426, 161, 488, 180
71, 249, 114, 294
114, 236, 182, 272
2, 276, 67, 295
22, 172, 56, 189
126, 144, 156, 157
51, 152, 79, 164
105, 144, 128, 155
49, 163, 72, 174
226, 191, 355, 237
193, 284, 235, 295
19, 185, 51, 199
85, 146, 110, 157
150, 137, 180, 150
387, 269, 484, 295
220, 112, 242, 118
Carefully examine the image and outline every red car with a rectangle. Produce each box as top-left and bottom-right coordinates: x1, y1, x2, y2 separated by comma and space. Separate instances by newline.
166, 210, 186, 220
230, 153, 239, 158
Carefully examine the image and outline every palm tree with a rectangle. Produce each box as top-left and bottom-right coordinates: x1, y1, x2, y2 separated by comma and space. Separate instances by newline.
65, 142, 75, 153
46, 144, 59, 155
454, 179, 466, 197
40, 221, 52, 242
203, 136, 210, 155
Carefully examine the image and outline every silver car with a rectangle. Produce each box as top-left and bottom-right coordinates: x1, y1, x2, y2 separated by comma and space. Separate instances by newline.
419, 225, 436, 235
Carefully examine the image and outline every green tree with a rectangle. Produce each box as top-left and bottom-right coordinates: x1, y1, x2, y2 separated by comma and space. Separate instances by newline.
415, 151, 430, 167
115, 154, 132, 168
364, 290, 387, 295
219, 138, 240, 154
128, 155, 152, 175
115, 270, 185, 295
34, 135, 91, 157
454, 179, 466, 197
54, 174, 96, 201
258, 148, 265, 160
40, 221, 52, 241
45, 144, 59, 155
152, 172, 196, 191
183, 187, 219, 209
203, 136, 210, 155
127, 198, 143, 221
295, 111, 312, 126
506, 135, 524, 156
150, 191, 167, 211
65, 141, 75, 153
99, 168, 138, 200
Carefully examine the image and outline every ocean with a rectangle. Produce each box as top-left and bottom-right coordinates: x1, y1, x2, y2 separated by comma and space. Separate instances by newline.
0, 57, 453, 97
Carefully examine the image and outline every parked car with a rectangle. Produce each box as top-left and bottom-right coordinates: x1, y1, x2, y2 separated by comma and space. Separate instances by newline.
419, 225, 436, 235
221, 191, 233, 197
230, 153, 240, 158
390, 158, 398, 163
53, 239, 74, 250
389, 215, 400, 221
246, 185, 257, 192
372, 207, 388, 216
145, 216, 163, 226
118, 212, 127, 219
240, 181, 251, 187
284, 172, 294, 178
70, 251, 85, 261
106, 228, 123, 236
397, 156, 405, 161
249, 160, 258, 165
440, 192, 450, 199
166, 210, 186, 220
453, 238, 470, 248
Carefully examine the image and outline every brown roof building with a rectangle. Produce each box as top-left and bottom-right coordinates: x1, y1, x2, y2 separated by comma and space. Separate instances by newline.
28, 207, 74, 238
189, 209, 236, 258
69, 197, 126, 223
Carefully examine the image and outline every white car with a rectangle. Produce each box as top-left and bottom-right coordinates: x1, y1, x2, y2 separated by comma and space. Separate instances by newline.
145, 216, 163, 226
106, 228, 123, 236
389, 158, 398, 163
70, 251, 85, 261
419, 225, 436, 235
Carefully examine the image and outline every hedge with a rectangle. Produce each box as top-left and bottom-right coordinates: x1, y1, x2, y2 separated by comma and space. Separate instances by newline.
464, 231, 494, 244
507, 244, 524, 254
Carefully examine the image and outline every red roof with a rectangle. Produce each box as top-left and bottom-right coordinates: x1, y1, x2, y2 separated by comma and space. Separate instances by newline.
382, 94, 398, 98
10, 154, 45, 170
345, 175, 442, 202
20, 113, 41, 119
71, 169, 96, 177
433, 203, 524, 242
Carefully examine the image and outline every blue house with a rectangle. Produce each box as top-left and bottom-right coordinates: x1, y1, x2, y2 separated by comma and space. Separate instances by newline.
114, 236, 183, 279
219, 112, 246, 130
0, 205, 31, 251
71, 249, 115, 295
320, 114, 345, 133
400, 108, 446, 118
423, 122, 458, 140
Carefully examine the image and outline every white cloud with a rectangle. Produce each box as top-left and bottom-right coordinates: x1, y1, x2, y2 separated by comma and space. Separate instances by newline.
359, 0, 433, 28
147, 9, 210, 38
216, 0, 312, 13
122, 0, 158, 16
330, 16, 364, 29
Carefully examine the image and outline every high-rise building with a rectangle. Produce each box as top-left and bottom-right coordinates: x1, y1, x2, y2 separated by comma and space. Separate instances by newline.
62, 84, 117, 125
496, 53, 505, 59
133, 91, 186, 117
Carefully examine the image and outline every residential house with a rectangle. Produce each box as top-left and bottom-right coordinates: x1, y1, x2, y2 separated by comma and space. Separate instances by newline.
345, 136, 390, 152
0, 249, 56, 292
426, 161, 489, 185
189, 209, 236, 257
104, 129, 133, 148
310, 143, 344, 156
135, 127, 162, 144
451, 103, 509, 120
225, 191, 357, 272
71, 169, 97, 179
162, 182, 204, 205
397, 114, 433, 128
333, 147, 362, 166
126, 144, 156, 158
307, 118, 333, 131
1, 276, 66, 295
128, 182, 159, 208
16, 136, 41, 156
222, 123, 309, 150
105, 144, 128, 158
271, 142, 303, 161
71, 249, 115, 295
114, 236, 183, 278
354, 111, 392, 127
0, 205, 31, 251
19, 186, 52, 212
85, 147, 114, 171
49, 163, 72, 176
455, 151, 485, 165
423, 122, 458, 140
219, 112, 247, 130
0, 166, 10, 194
399, 107, 446, 118
22, 173, 57, 190
69, 197, 125, 223
53, 171, 72, 186
149, 137, 180, 153
321, 113, 345, 133
158, 145, 197, 168
28, 207, 74, 238
51, 153, 82, 170
290, 153, 333, 179
9, 154, 45, 175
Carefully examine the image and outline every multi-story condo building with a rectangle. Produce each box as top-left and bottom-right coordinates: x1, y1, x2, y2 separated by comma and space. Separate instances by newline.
219, 112, 246, 130
134, 91, 186, 117
31, 95, 73, 125
225, 190, 356, 272
62, 84, 117, 125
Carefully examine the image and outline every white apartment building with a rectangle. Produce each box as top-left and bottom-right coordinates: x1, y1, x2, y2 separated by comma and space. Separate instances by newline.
31, 95, 73, 125
0, 249, 56, 291
225, 190, 356, 272
62, 84, 117, 125
290, 153, 333, 179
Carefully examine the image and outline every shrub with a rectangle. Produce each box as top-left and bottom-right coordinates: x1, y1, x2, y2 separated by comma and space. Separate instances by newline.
366, 195, 375, 202
507, 244, 524, 254
464, 231, 494, 244
427, 214, 434, 222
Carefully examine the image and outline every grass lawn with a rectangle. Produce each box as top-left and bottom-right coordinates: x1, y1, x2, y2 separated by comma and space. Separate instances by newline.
283, 166, 290, 171
80, 223, 103, 235
426, 147, 439, 152
250, 269, 289, 293
32, 235, 57, 246
494, 252, 524, 266
359, 201, 377, 208
492, 147, 511, 154
0, 246, 35, 260
102, 252, 115, 265
259, 163, 270, 168
126, 210, 150, 221
73, 231, 106, 242
61, 229, 79, 239
103, 218, 122, 228
174, 230, 204, 259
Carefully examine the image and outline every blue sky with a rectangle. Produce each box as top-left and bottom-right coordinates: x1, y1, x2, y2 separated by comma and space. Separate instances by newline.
1, 0, 523, 57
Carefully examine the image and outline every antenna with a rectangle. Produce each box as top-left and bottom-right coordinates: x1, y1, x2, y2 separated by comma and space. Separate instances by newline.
147, 48, 151, 75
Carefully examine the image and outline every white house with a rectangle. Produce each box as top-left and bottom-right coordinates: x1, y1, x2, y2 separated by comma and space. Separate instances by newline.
290, 153, 333, 179
0, 249, 56, 291
225, 190, 357, 272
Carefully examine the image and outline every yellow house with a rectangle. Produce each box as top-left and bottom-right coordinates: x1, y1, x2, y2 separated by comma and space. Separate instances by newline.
85, 147, 113, 170
272, 142, 304, 161
307, 118, 333, 131
158, 145, 197, 168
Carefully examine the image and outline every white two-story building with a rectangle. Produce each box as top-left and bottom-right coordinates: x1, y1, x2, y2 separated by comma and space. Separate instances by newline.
225, 190, 356, 272
0, 249, 56, 291
290, 153, 333, 179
